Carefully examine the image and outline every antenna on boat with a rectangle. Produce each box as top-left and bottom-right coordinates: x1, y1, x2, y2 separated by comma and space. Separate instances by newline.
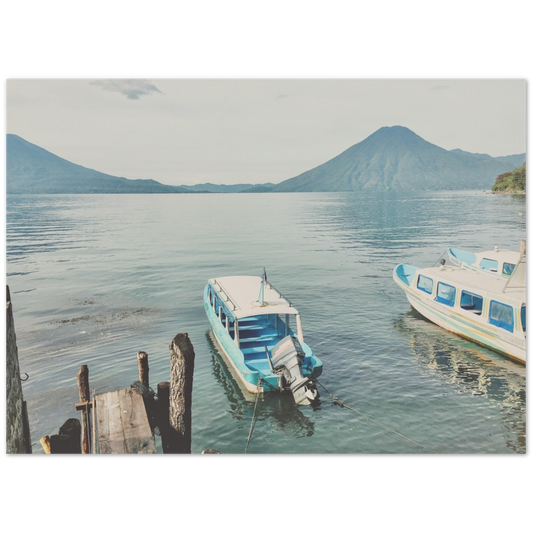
258, 268, 267, 306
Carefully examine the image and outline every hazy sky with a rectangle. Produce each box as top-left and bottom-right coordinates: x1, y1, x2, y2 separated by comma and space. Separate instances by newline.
6, 78, 526, 186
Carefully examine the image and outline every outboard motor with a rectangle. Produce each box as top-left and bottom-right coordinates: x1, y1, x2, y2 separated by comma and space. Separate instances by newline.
269, 336, 319, 405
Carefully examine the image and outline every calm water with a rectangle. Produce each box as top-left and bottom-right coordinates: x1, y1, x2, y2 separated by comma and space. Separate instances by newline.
6, 191, 526, 454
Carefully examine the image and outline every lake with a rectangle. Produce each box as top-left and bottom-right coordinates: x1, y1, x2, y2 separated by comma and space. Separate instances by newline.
6, 190, 526, 454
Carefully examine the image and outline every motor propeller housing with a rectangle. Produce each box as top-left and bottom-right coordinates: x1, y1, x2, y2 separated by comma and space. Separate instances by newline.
269, 335, 319, 405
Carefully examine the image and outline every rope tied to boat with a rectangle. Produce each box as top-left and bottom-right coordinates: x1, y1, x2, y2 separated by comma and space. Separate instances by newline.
244, 378, 263, 454
431, 249, 448, 267
315, 379, 433, 453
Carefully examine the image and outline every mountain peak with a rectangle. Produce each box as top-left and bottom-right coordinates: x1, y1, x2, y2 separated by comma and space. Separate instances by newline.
365, 125, 426, 145
270, 126, 525, 192
375, 125, 415, 135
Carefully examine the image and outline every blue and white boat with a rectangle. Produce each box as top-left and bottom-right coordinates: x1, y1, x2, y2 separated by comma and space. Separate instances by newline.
204, 272, 323, 405
447, 246, 521, 277
393, 255, 526, 364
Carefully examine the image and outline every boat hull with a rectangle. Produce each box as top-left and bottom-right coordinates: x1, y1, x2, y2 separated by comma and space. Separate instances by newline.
393, 267, 526, 364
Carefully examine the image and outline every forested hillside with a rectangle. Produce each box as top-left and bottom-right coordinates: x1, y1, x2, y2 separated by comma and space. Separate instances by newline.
492, 163, 526, 193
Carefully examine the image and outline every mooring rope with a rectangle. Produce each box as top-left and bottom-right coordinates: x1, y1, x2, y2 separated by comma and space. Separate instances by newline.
431, 249, 448, 267
244, 378, 263, 454
315, 379, 433, 452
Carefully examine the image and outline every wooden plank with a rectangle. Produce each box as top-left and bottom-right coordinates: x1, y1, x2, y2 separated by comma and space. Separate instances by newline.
96, 389, 155, 454
96, 390, 126, 454
108, 391, 129, 454
118, 389, 155, 454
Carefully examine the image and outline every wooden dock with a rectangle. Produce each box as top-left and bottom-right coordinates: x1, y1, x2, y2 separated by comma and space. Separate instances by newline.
95, 388, 156, 454
40, 333, 208, 454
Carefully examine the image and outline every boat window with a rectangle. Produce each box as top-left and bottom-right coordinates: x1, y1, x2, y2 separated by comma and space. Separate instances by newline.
276, 314, 294, 337
503, 262, 516, 276
460, 290, 483, 314
489, 301, 514, 333
435, 282, 456, 306
417, 275, 433, 294
521, 305, 526, 333
480, 258, 498, 272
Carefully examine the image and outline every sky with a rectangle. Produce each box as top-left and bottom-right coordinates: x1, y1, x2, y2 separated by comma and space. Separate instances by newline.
6, 78, 526, 186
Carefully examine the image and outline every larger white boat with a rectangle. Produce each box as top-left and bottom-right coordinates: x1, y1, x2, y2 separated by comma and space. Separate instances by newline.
204, 272, 323, 405
393, 255, 526, 364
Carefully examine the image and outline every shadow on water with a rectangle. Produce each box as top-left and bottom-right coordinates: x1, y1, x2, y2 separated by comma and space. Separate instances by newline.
393, 309, 526, 453
205, 331, 316, 438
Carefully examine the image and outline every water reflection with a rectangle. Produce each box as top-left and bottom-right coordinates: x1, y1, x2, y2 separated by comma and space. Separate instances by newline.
303, 191, 526, 263
205, 332, 316, 438
394, 309, 526, 453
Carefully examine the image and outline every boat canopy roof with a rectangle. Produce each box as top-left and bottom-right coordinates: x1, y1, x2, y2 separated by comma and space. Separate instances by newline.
208, 276, 300, 319
416, 264, 526, 302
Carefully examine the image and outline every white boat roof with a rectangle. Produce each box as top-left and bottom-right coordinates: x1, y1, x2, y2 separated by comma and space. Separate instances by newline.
209, 276, 300, 319
418, 264, 526, 302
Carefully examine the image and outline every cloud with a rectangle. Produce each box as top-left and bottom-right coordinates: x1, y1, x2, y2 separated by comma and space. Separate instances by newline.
90, 79, 162, 99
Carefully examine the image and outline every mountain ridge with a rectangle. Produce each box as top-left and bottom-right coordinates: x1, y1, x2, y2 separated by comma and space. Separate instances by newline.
6, 134, 189, 194
6, 128, 526, 193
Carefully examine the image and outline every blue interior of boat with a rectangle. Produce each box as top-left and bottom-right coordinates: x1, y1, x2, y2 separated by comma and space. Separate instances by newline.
488, 301, 514, 333
230, 315, 296, 374
460, 290, 483, 314
448, 248, 476, 265
394, 264, 416, 286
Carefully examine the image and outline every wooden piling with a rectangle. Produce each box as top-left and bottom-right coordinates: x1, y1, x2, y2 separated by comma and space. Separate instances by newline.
520, 240, 526, 256
137, 351, 149, 388
168, 333, 195, 453
40, 419, 81, 453
157, 381, 172, 453
76, 365, 90, 454
50, 419, 82, 453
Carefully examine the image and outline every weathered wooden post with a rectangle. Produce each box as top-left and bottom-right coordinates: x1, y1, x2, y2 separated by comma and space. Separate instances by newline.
40, 419, 81, 453
137, 351, 149, 388
520, 240, 526, 256
157, 381, 172, 453
168, 333, 195, 453
50, 419, 82, 453
76, 365, 90, 454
